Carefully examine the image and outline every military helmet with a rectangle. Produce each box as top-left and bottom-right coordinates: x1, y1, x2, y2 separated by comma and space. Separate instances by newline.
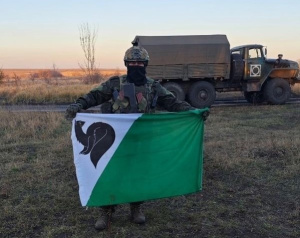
124, 46, 149, 66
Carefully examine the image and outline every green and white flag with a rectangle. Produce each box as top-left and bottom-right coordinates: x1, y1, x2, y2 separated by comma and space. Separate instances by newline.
71, 109, 208, 207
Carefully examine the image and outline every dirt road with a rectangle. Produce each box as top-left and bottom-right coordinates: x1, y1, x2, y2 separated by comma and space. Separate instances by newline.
1, 97, 300, 112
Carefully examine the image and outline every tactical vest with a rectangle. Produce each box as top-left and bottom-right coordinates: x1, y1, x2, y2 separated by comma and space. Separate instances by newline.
109, 76, 158, 113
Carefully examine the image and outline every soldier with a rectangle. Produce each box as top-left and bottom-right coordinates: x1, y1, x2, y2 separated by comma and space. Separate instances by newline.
275, 54, 283, 67
65, 45, 196, 230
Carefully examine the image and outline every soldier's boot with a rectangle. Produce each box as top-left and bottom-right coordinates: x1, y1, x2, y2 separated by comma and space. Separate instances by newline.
94, 206, 114, 230
130, 203, 146, 224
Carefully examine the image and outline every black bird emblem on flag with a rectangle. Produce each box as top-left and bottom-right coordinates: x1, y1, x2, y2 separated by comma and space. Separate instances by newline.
75, 120, 116, 168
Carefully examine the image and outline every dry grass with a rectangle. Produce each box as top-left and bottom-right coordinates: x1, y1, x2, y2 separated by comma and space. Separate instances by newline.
0, 69, 127, 104
0, 105, 299, 237
2, 68, 126, 79
0, 82, 96, 104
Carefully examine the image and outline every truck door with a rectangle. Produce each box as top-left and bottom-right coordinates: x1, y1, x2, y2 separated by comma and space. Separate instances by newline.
244, 47, 264, 81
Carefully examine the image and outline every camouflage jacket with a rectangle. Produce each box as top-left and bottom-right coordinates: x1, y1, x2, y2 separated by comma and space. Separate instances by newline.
76, 75, 194, 113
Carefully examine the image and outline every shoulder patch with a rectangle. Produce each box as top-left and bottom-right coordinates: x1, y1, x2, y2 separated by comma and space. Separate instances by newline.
108, 76, 121, 89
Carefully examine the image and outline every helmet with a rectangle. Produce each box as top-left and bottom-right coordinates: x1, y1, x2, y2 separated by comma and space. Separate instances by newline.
124, 46, 149, 66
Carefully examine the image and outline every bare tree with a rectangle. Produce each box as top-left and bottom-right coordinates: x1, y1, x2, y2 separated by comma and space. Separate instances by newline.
79, 23, 101, 83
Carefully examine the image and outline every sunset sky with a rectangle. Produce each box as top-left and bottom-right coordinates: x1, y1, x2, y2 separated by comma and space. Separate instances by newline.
1, 0, 300, 69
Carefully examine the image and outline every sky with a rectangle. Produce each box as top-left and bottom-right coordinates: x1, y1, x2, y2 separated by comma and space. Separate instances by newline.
1, 0, 300, 69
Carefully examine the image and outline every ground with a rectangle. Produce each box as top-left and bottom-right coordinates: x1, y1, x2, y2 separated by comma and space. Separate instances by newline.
0, 104, 299, 237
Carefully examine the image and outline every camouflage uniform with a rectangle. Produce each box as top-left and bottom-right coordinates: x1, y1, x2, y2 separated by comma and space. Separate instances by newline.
75, 75, 193, 113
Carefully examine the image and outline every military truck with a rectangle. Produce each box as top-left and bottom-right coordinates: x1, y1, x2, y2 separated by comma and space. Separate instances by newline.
132, 35, 300, 108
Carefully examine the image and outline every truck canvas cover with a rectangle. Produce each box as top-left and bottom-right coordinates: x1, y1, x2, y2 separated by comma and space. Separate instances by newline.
132, 35, 230, 65
132, 35, 231, 80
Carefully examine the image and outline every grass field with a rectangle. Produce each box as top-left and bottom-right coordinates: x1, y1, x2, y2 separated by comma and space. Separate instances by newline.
0, 69, 127, 104
0, 104, 299, 237
1, 69, 126, 79
0, 69, 300, 105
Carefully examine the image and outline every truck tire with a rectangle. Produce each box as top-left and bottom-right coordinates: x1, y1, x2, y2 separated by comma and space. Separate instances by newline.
244, 92, 265, 104
264, 78, 291, 104
163, 82, 185, 101
188, 81, 216, 108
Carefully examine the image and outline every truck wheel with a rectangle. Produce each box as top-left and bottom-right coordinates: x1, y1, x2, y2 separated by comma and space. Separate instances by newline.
163, 82, 185, 101
244, 92, 265, 104
264, 78, 291, 104
188, 81, 216, 108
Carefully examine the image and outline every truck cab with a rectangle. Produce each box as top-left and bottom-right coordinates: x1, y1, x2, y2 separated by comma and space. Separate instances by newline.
231, 44, 266, 83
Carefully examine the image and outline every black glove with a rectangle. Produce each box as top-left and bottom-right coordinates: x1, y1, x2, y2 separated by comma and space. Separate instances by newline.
202, 110, 210, 121
65, 103, 83, 120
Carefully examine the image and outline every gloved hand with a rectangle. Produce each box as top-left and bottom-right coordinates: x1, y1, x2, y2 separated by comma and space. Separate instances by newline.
65, 103, 83, 120
202, 110, 210, 121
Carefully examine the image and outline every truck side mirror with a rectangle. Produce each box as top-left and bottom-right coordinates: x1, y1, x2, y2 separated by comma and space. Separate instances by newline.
264, 48, 267, 56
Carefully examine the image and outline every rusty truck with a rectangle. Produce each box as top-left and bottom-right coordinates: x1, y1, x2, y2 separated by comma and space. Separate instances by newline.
131, 35, 300, 108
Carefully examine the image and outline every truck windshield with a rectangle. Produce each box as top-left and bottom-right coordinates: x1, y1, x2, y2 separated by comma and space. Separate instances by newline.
248, 48, 262, 59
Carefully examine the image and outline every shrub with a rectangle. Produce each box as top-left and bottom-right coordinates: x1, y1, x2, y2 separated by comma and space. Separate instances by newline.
82, 72, 104, 84
38, 70, 63, 78
0, 69, 5, 84
28, 73, 39, 82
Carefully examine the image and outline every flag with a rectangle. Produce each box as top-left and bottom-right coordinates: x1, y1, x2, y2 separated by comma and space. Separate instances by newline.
71, 109, 208, 207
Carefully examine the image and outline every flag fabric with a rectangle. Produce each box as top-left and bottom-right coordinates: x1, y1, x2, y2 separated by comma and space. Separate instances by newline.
71, 109, 208, 207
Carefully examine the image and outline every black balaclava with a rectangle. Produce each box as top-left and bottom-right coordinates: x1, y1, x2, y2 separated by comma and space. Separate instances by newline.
127, 66, 147, 86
